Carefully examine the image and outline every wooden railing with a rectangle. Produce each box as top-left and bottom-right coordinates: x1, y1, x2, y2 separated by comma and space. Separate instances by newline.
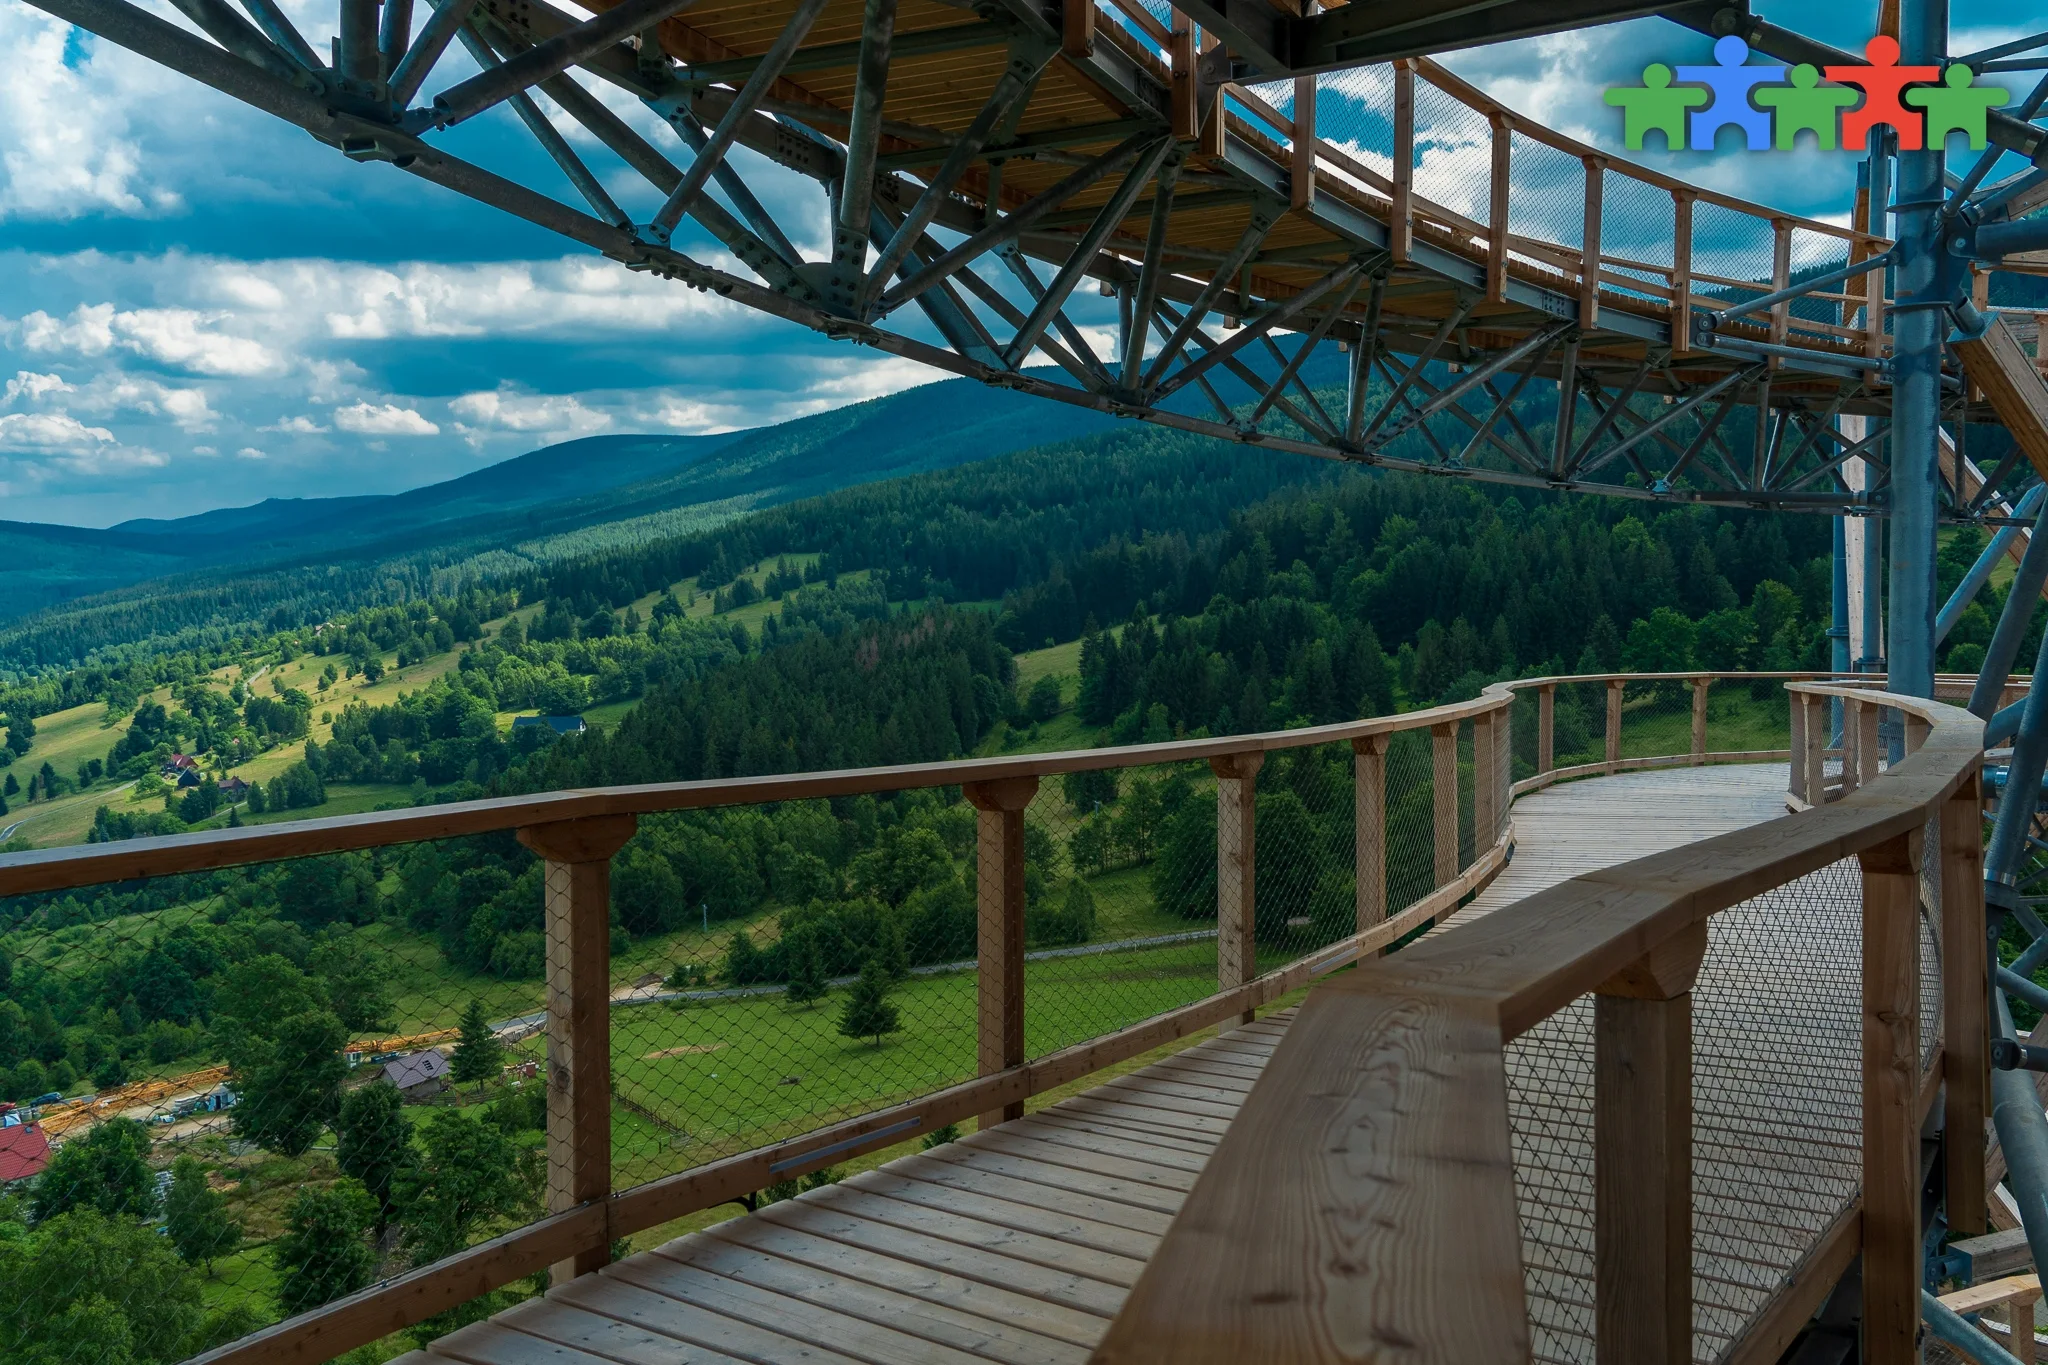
1091, 679, 1986, 1365
1091, 0, 1916, 363
0, 671, 1894, 1364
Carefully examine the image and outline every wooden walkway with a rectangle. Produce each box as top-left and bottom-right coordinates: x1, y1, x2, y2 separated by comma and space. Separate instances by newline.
400, 765, 1906, 1365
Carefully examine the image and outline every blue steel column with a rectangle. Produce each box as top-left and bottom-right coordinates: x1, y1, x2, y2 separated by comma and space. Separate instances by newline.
1832, 514, 1850, 742
1885, 0, 1950, 700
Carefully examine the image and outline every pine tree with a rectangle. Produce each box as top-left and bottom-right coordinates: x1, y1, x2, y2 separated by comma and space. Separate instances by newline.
836, 958, 900, 1046
450, 1000, 503, 1090
164, 1155, 242, 1272
784, 929, 827, 1007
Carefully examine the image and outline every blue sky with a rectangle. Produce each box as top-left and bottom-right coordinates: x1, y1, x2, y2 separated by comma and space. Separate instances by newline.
0, 0, 2030, 526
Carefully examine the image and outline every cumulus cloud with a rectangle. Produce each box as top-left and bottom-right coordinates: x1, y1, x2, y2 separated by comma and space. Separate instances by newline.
19, 303, 279, 376
263, 414, 330, 433
0, 411, 114, 449
450, 389, 611, 435
333, 401, 439, 436
2, 370, 72, 405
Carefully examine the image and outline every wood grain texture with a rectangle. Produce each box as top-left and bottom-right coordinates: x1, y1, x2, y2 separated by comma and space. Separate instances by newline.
970, 777, 1037, 1129
1432, 721, 1458, 886
542, 850, 617, 1284
1090, 988, 1528, 1364
1944, 774, 1990, 1237
1353, 734, 1388, 940
1211, 752, 1262, 1022
1596, 989, 1694, 1364
1858, 832, 1922, 1365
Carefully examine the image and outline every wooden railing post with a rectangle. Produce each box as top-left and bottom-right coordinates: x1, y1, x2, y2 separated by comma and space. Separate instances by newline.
1857, 697, 1882, 788
1473, 708, 1497, 846
1843, 699, 1863, 793
1487, 113, 1509, 301
1789, 690, 1809, 802
1390, 60, 1414, 264
1804, 694, 1827, 802
1944, 770, 1989, 1236
1605, 679, 1624, 774
1580, 154, 1605, 328
1672, 191, 1694, 355
1691, 676, 1710, 765
1858, 828, 1923, 1365
1169, 9, 1197, 141
1353, 733, 1388, 945
966, 776, 1038, 1130
1595, 923, 1707, 1365
516, 813, 638, 1286
1538, 684, 1556, 774
1061, 0, 1093, 57
1431, 721, 1458, 884
1290, 74, 1315, 210
1211, 753, 1263, 1024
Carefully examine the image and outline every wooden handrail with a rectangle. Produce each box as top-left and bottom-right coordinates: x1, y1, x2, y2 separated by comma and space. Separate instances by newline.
0, 672, 1884, 900
1089, 682, 1984, 1365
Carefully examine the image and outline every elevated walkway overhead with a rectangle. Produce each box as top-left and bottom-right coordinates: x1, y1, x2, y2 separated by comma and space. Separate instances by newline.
397, 763, 1893, 1365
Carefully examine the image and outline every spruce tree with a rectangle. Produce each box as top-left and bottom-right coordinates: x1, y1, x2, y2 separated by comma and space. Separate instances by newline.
784, 929, 827, 1007
450, 1000, 503, 1090
836, 958, 900, 1046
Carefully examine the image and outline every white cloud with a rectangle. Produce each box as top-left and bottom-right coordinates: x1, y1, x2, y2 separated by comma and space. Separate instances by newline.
20, 303, 278, 376
333, 401, 439, 436
450, 389, 612, 435
0, 8, 153, 219
236, 446, 266, 460
0, 411, 113, 449
1, 370, 72, 405
264, 414, 330, 433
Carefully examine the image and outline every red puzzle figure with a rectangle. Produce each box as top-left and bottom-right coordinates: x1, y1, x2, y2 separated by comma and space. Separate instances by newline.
1825, 35, 1940, 150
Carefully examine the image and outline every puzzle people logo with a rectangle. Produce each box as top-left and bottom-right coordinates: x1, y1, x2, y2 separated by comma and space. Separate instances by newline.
1604, 36, 2007, 151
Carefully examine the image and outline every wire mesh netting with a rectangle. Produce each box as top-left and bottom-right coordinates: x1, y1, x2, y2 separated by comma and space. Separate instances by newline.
0, 848, 565, 1356
1507, 849, 1938, 1365
1505, 131, 1589, 283
1600, 167, 1679, 306
1690, 199, 1779, 311
1409, 79, 1493, 229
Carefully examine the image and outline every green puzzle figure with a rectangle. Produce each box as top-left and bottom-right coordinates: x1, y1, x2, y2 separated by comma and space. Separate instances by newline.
1906, 64, 2010, 149
1754, 65, 1859, 149
1604, 64, 1708, 150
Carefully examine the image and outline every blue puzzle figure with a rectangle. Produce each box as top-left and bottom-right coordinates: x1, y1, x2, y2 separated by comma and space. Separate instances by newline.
1675, 35, 1785, 151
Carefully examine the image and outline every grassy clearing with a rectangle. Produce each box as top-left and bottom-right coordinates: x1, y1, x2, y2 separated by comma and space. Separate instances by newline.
606, 933, 1225, 1185
1014, 637, 1083, 689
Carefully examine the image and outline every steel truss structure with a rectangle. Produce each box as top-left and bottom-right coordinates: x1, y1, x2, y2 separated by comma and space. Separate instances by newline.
22, 0, 2048, 520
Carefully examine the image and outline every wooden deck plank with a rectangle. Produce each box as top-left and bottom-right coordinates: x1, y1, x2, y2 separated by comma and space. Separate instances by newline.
553, 1266, 986, 1365
640, 1235, 1089, 1365
494, 1293, 854, 1365
704, 1217, 1111, 1346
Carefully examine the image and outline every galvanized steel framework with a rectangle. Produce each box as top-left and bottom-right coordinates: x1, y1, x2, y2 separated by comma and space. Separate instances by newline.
16, 0, 2048, 1341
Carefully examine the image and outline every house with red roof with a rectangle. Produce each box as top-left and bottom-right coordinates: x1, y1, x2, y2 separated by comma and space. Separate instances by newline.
0, 1123, 50, 1188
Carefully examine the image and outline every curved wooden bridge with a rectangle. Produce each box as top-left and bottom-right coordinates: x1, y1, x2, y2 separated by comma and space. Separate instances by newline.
385, 759, 1921, 1365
